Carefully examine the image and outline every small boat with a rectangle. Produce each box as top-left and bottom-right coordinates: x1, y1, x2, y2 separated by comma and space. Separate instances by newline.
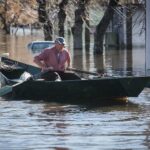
0, 57, 150, 105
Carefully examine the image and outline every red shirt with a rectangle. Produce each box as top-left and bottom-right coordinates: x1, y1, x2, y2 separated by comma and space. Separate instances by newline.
34, 46, 70, 71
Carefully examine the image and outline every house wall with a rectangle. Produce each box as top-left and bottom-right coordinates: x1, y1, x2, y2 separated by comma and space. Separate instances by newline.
132, 8, 145, 47
106, 5, 145, 48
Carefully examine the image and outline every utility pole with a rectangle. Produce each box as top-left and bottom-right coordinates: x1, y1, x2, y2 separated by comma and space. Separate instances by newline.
146, 0, 150, 70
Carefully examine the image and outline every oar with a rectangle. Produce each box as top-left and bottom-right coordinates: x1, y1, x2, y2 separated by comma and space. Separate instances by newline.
67, 67, 100, 76
0, 70, 49, 97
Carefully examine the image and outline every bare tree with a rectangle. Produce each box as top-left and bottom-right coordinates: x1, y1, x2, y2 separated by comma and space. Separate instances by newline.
0, 0, 10, 33
94, 0, 119, 54
36, 0, 53, 40
126, 4, 132, 50
72, 0, 90, 50
58, 0, 68, 37
0, 0, 37, 34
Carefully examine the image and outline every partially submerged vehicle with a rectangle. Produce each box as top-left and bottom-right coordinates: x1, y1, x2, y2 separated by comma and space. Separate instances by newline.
27, 41, 55, 53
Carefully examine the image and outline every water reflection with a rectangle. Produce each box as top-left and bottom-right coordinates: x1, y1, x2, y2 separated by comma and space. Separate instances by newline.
0, 90, 150, 149
0, 30, 146, 77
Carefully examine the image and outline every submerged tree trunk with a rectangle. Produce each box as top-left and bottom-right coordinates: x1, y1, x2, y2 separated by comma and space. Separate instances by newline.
58, 0, 68, 37
0, 15, 10, 34
43, 20, 53, 40
126, 5, 132, 50
72, 0, 86, 50
94, 0, 119, 54
36, 0, 52, 40
0, 0, 10, 34
85, 11, 90, 51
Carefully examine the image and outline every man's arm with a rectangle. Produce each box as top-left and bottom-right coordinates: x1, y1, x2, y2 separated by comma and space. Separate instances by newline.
34, 56, 48, 71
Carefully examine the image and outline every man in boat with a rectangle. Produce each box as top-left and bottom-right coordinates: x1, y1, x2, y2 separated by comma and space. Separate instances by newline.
33, 37, 81, 81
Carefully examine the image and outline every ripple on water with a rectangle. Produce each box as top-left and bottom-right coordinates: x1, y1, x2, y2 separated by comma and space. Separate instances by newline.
0, 89, 150, 150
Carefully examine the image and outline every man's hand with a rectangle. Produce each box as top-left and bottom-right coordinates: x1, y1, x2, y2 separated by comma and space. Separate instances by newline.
41, 66, 54, 72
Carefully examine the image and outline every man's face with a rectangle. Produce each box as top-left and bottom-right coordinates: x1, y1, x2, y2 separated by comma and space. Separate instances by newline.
55, 43, 64, 51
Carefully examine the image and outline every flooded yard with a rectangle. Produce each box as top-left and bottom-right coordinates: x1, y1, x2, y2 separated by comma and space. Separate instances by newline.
0, 30, 150, 150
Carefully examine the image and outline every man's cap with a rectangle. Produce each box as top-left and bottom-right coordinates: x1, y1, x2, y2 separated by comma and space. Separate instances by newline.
55, 37, 66, 45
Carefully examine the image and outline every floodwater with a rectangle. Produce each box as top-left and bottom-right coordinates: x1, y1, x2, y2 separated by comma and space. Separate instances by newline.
0, 30, 150, 150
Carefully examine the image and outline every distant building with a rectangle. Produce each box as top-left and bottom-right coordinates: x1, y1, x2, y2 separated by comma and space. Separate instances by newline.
105, 2, 145, 49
